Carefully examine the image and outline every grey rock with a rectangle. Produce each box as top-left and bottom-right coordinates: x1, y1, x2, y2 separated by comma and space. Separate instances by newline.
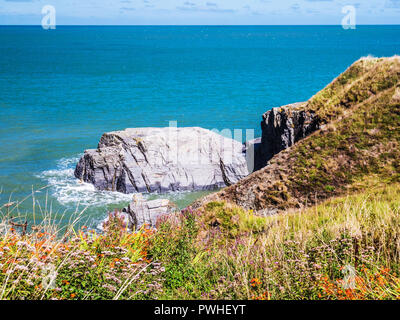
255, 102, 320, 170
75, 127, 249, 194
99, 195, 175, 231
122, 195, 175, 230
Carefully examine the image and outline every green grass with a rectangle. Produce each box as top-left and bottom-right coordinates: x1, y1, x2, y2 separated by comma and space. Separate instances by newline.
307, 56, 400, 123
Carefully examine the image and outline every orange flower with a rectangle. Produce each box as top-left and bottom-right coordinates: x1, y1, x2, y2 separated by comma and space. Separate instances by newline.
250, 278, 262, 287
70, 293, 76, 298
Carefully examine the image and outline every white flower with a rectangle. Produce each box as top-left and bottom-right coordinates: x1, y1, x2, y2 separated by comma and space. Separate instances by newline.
16, 241, 28, 247
15, 265, 29, 271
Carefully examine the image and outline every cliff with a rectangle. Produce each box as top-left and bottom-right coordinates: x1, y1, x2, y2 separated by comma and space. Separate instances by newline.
196, 56, 400, 214
255, 102, 319, 170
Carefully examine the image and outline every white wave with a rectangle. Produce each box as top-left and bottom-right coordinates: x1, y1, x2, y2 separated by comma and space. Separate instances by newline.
36, 155, 134, 208
36, 155, 210, 214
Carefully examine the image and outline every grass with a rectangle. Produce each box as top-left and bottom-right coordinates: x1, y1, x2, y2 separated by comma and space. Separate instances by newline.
0, 192, 160, 300
1, 183, 399, 300
150, 184, 400, 300
307, 56, 400, 123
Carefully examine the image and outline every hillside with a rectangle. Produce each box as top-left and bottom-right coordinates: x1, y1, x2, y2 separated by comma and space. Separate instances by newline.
197, 56, 400, 214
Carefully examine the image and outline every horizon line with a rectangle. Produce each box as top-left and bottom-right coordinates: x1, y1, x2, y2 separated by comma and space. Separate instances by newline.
1, 24, 400, 27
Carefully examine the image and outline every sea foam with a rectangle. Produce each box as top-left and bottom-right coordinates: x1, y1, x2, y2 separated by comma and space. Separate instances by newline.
36, 155, 134, 208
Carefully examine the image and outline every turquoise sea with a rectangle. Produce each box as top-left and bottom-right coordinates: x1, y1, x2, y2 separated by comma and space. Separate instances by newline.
1, 25, 399, 227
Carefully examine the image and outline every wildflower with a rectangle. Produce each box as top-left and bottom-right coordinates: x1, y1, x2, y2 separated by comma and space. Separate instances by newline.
102, 284, 117, 292
14, 265, 29, 271
16, 241, 28, 247
250, 278, 262, 287
26, 280, 34, 286
70, 293, 76, 298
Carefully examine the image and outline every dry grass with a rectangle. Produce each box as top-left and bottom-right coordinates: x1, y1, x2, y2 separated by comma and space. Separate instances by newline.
0, 183, 399, 300
177, 183, 400, 300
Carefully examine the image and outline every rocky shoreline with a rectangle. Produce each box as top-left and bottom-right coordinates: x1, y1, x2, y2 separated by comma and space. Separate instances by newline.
75, 104, 319, 195
75, 103, 321, 229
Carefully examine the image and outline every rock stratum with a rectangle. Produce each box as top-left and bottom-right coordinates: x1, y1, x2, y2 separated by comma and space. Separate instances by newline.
75, 127, 249, 194
254, 102, 320, 170
195, 56, 400, 214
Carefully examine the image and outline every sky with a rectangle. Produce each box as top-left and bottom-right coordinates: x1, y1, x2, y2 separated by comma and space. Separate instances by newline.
0, 0, 399, 25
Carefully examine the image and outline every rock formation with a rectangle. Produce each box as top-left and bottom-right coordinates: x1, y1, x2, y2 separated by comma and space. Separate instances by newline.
255, 102, 320, 170
75, 127, 249, 194
122, 195, 175, 230
100, 195, 175, 231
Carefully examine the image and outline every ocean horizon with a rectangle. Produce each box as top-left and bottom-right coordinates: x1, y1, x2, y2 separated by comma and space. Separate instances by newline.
1, 25, 400, 228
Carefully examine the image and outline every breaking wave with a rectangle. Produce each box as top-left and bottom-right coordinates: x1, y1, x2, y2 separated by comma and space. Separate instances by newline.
36, 156, 134, 208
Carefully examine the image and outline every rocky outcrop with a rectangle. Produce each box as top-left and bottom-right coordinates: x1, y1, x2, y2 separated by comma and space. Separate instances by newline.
124, 198, 173, 230
101, 196, 175, 231
75, 127, 249, 194
255, 102, 320, 170
122, 196, 175, 230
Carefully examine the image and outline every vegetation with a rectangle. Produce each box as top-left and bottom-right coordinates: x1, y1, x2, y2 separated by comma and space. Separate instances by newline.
1, 57, 399, 300
1, 183, 399, 300
0, 206, 161, 300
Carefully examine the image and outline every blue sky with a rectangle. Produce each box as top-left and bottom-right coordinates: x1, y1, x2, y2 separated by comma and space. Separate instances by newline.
0, 0, 400, 25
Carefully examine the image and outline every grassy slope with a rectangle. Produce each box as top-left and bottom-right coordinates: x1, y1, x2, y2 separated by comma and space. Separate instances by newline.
1, 183, 399, 299
198, 56, 400, 213
173, 183, 400, 300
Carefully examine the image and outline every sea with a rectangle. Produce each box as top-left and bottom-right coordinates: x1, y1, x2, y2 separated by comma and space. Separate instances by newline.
1, 25, 399, 228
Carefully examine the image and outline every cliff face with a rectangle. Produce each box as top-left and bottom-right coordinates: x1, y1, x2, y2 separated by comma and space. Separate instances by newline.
195, 56, 400, 214
74, 127, 249, 194
256, 102, 320, 170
